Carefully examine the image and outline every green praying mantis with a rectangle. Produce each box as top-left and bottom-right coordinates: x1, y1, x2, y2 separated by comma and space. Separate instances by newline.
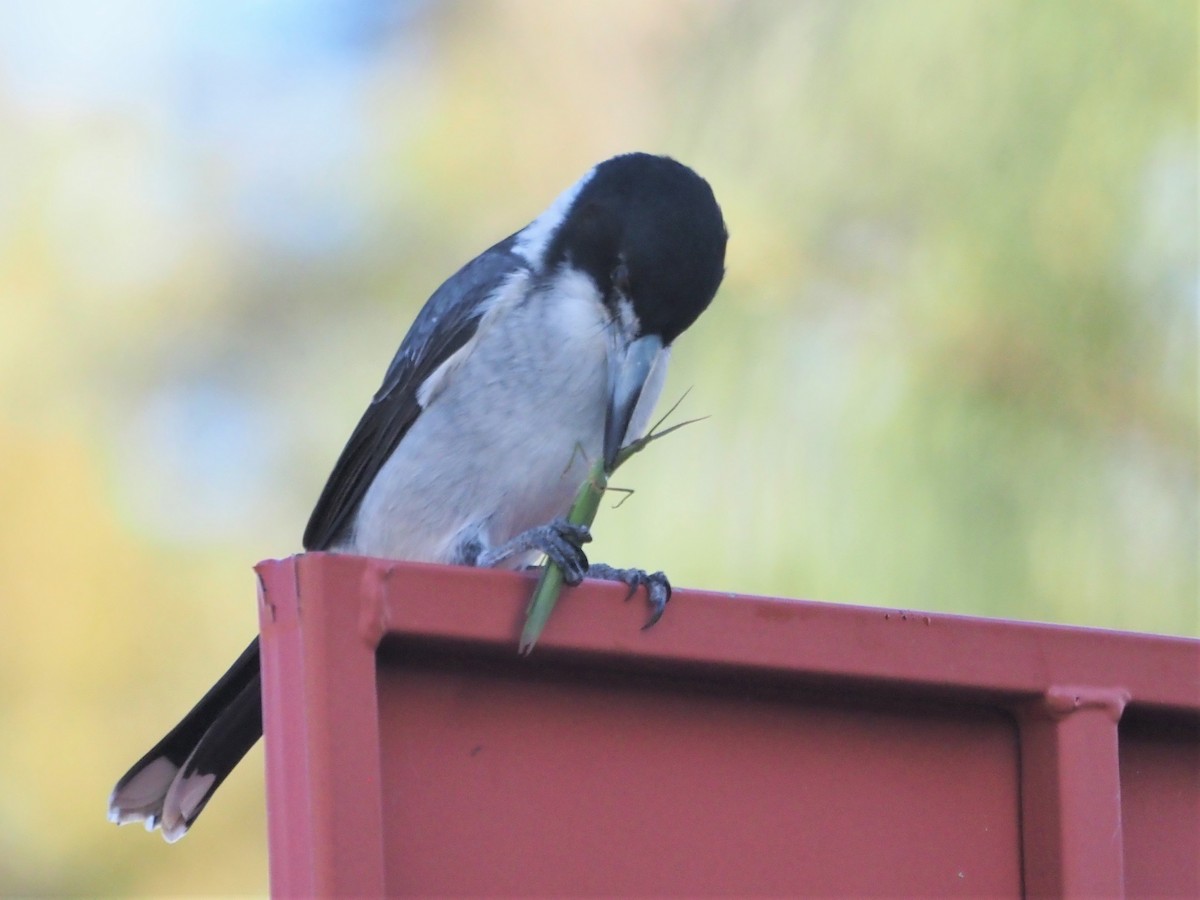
520, 393, 704, 653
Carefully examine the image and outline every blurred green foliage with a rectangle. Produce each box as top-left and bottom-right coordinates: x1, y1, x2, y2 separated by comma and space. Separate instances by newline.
0, 0, 1195, 894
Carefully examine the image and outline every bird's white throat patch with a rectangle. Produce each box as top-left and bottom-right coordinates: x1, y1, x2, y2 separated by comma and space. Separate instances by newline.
513, 165, 597, 269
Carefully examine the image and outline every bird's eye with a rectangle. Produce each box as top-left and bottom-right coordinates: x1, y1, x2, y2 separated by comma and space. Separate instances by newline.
611, 260, 631, 295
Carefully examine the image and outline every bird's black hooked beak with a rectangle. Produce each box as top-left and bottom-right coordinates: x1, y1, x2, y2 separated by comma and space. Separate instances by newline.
603, 334, 663, 470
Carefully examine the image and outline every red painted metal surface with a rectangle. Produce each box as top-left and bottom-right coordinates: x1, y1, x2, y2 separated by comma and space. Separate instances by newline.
256, 553, 1200, 898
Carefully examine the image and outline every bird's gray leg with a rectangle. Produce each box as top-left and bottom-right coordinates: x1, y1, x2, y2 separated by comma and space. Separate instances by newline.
455, 522, 669, 626
460, 518, 592, 585
586, 563, 672, 629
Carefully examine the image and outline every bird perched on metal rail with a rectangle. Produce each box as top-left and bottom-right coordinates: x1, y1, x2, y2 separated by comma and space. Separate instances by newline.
108, 152, 727, 841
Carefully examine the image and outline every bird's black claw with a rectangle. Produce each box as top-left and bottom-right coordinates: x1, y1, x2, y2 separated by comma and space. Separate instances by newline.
640, 571, 671, 629
548, 518, 592, 547
587, 564, 672, 628
541, 518, 591, 585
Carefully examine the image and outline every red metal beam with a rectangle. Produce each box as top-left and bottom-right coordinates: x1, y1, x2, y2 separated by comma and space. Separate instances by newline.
256, 553, 1200, 897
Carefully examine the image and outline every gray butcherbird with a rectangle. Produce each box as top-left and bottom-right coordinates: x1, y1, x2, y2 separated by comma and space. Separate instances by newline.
109, 152, 727, 841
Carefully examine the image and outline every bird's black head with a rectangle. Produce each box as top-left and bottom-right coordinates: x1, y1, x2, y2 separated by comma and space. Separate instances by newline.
542, 153, 727, 345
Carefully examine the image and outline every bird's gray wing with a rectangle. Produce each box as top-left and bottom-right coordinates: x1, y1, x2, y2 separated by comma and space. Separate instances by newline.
303, 234, 526, 551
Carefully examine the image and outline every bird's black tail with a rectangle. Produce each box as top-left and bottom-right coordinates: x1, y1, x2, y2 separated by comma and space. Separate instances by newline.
108, 637, 263, 842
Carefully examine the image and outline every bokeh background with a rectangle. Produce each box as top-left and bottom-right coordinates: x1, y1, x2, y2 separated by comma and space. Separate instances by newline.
1, 0, 1196, 894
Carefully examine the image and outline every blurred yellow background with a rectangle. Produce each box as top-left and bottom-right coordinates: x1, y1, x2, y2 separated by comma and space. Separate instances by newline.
1, 0, 1195, 894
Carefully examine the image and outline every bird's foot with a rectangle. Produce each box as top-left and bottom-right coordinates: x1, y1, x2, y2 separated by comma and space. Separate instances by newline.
587, 563, 672, 629
477, 518, 592, 585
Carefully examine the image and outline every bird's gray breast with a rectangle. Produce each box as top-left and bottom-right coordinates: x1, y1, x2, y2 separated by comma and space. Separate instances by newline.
348, 270, 611, 565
